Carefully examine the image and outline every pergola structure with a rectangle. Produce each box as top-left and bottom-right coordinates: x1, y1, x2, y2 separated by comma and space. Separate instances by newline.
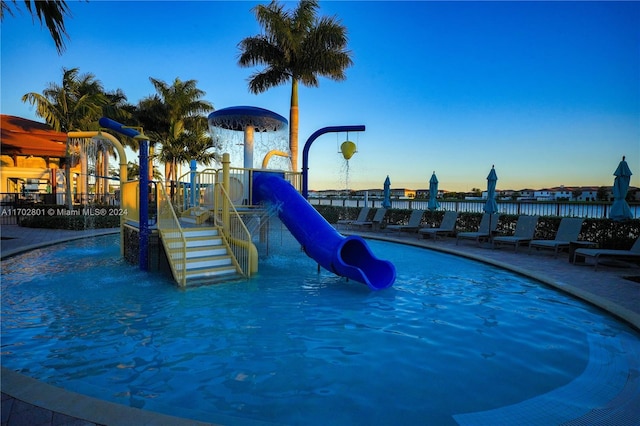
0, 115, 69, 199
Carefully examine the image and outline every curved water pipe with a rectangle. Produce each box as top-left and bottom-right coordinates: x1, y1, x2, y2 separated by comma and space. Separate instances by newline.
67, 130, 128, 255
253, 171, 395, 290
262, 150, 290, 169
98, 117, 151, 271
302, 125, 366, 199
67, 131, 128, 183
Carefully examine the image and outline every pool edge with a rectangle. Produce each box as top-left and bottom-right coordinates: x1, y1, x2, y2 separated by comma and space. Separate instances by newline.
1, 367, 216, 426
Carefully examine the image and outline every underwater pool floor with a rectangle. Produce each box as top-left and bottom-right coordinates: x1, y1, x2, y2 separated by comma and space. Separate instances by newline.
1, 225, 639, 425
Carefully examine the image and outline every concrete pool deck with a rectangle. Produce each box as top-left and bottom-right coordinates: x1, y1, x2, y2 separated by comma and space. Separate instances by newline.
1, 224, 639, 425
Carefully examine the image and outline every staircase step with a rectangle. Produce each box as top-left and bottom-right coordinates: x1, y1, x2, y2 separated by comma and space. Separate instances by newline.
159, 223, 243, 286
185, 246, 228, 258
186, 255, 233, 269
183, 227, 219, 238
186, 265, 238, 281
169, 245, 229, 259
169, 247, 228, 260
164, 227, 219, 239
164, 236, 223, 249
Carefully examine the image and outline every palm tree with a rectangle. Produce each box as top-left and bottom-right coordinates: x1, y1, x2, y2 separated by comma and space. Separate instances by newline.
238, 0, 353, 172
22, 67, 107, 132
1, 0, 71, 54
21, 67, 131, 206
135, 77, 215, 184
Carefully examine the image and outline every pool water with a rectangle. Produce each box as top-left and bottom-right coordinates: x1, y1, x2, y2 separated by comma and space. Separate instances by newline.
1, 230, 638, 425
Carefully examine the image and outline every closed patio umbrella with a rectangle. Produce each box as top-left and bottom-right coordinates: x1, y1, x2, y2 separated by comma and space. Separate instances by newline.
609, 156, 633, 221
484, 166, 499, 233
382, 176, 391, 208
484, 165, 498, 215
428, 172, 440, 211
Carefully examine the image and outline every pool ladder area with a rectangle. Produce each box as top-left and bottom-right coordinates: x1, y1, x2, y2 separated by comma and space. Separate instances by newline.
156, 180, 247, 287
162, 225, 241, 285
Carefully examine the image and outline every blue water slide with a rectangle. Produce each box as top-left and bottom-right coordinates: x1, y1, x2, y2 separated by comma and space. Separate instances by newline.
253, 171, 396, 290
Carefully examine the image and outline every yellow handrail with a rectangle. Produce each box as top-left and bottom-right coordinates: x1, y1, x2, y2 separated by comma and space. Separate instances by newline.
213, 182, 257, 277
156, 181, 187, 287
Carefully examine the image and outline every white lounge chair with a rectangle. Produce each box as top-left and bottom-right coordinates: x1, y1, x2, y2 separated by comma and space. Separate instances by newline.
573, 237, 640, 271
456, 213, 501, 246
418, 211, 458, 240
492, 215, 539, 252
386, 210, 425, 233
337, 207, 370, 229
528, 217, 583, 258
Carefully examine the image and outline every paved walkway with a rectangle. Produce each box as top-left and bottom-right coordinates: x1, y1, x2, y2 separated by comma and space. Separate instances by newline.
1, 225, 120, 258
1, 224, 639, 425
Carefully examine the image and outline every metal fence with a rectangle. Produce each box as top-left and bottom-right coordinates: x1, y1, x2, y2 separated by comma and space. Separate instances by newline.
308, 197, 640, 219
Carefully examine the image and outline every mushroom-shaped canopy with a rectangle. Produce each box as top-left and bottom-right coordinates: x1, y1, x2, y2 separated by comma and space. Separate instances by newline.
208, 106, 288, 132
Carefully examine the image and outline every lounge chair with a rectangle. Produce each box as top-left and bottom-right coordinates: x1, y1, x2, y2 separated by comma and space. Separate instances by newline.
456, 213, 501, 246
386, 209, 425, 233
418, 211, 458, 240
337, 207, 370, 229
352, 208, 387, 230
573, 237, 640, 271
528, 217, 583, 258
492, 215, 539, 253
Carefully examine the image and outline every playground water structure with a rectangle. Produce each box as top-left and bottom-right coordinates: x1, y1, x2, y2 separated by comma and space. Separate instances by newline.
94, 111, 393, 289
1, 230, 639, 425
205, 107, 394, 289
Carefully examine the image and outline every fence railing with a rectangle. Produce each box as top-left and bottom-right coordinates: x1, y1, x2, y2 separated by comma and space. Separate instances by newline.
174, 167, 302, 211
309, 197, 640, 219
156, 182, 188, 287
153, 171, 257, 279
212, 182, 255, 278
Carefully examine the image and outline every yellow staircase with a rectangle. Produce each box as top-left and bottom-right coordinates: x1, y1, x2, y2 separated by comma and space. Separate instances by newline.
162, 226, 240, 284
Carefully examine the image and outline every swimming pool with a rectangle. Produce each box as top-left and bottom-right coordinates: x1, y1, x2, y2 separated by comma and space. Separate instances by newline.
1, 228, 638, 425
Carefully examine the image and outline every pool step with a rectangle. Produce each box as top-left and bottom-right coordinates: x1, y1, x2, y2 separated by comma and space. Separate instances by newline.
162, 226, 241, 285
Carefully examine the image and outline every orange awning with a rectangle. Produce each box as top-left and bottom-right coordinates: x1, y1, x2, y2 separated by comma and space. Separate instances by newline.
1, 114, 67, 157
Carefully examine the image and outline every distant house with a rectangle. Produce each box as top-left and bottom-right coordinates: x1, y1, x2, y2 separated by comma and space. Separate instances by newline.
352, 188, 416, 199
517, 189, 536, 200
534, 189, 553, 201
574, 187, 600, 202
551, 186, 573, 201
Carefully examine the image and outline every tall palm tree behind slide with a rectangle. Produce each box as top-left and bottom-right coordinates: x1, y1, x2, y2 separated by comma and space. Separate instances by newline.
238, 0, 353, 172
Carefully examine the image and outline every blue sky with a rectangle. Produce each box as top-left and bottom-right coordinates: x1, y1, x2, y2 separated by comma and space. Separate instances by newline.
2, 1, 638, 192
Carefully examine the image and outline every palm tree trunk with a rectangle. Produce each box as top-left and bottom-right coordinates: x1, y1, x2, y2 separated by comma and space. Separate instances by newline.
165, 161, 173, 198
290, 78, 299, 172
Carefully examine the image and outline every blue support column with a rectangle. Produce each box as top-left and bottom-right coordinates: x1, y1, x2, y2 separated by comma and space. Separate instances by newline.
302, 125, 365, 199
98, 117, 151, 271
